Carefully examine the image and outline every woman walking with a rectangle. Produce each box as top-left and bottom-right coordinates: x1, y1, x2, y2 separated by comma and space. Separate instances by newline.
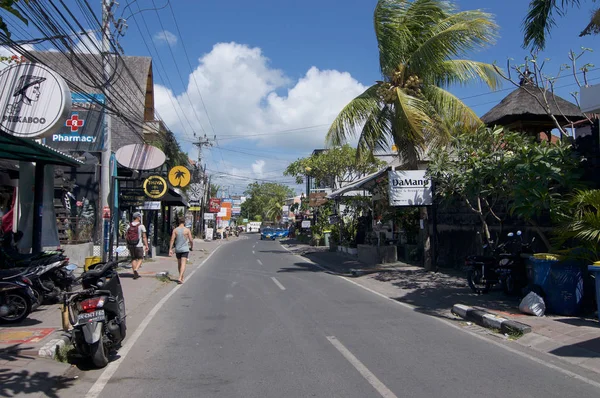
169, 218, 193, 284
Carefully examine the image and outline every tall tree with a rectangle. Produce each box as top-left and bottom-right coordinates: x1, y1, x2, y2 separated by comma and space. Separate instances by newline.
241, 182, 295, 221
284, 145, 385, 191
326, 0, 500, 166
522, 0, 600, 51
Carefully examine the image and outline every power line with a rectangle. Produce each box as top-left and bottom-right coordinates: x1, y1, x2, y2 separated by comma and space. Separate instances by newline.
167, 0, 216, 135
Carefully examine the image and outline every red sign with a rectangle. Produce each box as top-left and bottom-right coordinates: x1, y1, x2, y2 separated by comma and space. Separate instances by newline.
65, 113, 85, 132
102, 206, 110, 219
209, 198, 221, 213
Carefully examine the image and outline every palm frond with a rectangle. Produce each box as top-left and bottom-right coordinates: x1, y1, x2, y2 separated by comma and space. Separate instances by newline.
374, 0, 450, 76
580, 7, 600, 36
523, 0, 581, 50
407, 11, 498, 76
356, 106, 393, 158
391, 88, 432, 166
423, 85, 483, 134
432, 59, 502, 90
326, 85, 381, 147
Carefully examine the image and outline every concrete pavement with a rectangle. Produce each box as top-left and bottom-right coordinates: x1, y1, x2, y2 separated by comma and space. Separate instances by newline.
63, 235, 600, 397
0, 236, 229, 397
281, 239, 600, 376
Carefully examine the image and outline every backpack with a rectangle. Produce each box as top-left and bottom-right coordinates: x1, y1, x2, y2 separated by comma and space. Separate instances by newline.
126, 224, 140, 246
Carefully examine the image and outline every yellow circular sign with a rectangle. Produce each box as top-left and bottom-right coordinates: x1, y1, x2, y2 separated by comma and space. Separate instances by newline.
168, 166, 191, 188
143, 176, 168, 199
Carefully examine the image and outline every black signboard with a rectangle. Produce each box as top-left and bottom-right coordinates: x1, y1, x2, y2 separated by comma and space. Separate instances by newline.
45, 93, 104, 152
120, 189, 146, 207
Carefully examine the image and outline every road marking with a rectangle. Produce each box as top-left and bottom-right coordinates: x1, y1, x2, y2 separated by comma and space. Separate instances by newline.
327, 336, 397, 398
252, 250, 255, 254
279, 242, 600, 389
270, 277, 286, 291
85, 244, 224, 398
257, 259, 263, 266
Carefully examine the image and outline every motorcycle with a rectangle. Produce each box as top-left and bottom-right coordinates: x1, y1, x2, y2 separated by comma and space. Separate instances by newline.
1, 233, 76, 305
0, 267, 37, 323
65, 258, 127, 368
465, 231, 534, 295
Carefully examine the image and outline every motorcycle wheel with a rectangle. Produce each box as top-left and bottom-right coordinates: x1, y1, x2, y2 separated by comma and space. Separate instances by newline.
467, 269, 491, 294
90, 337, 109, 368
0, 291, 32, 323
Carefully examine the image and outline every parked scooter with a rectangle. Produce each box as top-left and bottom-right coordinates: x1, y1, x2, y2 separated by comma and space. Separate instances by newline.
1, 232, 76, 305
465, 231, 534, 295
65, 258, 127, 368
0, 267, 37, 323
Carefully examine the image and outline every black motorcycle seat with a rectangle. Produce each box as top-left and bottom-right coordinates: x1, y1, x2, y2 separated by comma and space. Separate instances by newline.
0, 268, 27, 279
83, 261, 114, 279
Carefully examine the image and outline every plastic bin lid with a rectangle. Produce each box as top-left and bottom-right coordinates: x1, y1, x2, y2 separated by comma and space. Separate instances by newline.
532, 253, 563, 261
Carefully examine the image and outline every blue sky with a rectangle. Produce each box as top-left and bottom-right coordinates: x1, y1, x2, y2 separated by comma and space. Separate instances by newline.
3, 0, 600, 195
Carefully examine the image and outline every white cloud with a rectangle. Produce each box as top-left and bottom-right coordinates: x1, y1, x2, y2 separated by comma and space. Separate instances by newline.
251, 160, 266, 176
153, 30, 178, 46
154, 42, 366, 190
74, 30, 102, 54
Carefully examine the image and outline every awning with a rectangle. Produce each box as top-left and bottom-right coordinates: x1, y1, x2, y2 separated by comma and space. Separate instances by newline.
161, 188, 188, 207
327, 168, 387, 199
0, 130, 82, 166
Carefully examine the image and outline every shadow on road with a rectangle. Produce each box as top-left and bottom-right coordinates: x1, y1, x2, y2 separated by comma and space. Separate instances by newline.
0, 317, 43, 328
550, 337, 600, 358
0, 344, 35, 362
372, 268, 520, 320
0, 368, 74, 398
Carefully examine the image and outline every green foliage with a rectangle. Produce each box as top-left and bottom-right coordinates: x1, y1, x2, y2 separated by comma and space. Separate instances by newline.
284, 145, 384, 190
327, 0, 500, 165
428, 126, 582, 248
522, 0, 599, 50
149, 130, 189, 170
554, 189, 600, 261
0, 0, 28, 39
240, 182, 295, 221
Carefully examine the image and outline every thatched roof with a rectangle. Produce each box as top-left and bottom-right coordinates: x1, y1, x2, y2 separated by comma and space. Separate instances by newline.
481, 85, 586, 127
29, 51, 153, 150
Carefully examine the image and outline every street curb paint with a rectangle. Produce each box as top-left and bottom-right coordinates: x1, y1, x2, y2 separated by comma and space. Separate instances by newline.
38, 334, 70, 359
452, 304, 532, 334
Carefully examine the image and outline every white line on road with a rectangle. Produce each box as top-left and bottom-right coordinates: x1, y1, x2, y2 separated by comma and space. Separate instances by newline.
278, 243, 600, 390
270, 277, 286, 291
257, 259, 263, 266
327, 336, 397, 398
85, 244, 225, 398
252, 250, 255, 254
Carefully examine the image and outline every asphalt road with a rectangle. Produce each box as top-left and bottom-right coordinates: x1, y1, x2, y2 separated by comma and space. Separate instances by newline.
86, 235, 600, 398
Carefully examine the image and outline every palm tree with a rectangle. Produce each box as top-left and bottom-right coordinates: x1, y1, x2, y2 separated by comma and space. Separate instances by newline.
523, 0, 600, 51
555, 189, 600, 262
210, 184, 220, 198
326, 0, 500, 165
265, 198, 283, 222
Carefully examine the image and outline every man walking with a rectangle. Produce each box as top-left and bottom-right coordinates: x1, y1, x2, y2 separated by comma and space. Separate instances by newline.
126, 212, 148, 280
169, 217, 193, 284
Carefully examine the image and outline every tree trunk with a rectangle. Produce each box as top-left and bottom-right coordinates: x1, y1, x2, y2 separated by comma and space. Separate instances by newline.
529, 220, 552, 251
421, 206, 433, 270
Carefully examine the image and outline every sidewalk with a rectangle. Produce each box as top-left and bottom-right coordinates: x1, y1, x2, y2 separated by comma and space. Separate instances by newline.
281, 239, 600, 374
0, 237, 228, 396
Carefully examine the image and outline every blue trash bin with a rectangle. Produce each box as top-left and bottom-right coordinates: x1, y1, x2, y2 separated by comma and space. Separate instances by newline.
527, 256, 585, 316
588, 265, 600, 322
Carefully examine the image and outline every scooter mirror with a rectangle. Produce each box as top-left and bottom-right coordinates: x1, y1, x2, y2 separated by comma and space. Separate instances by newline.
517, 231, 522, 236
507, 232, 514, 237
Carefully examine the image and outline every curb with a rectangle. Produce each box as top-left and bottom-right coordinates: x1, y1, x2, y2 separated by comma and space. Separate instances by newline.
38, 332, 71, 359
452, 304, 532, 335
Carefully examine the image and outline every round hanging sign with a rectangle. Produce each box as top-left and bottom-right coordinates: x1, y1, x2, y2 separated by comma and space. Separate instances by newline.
143, 176, 168, 199
0, 62, 72, 139
168, 166, 191, 188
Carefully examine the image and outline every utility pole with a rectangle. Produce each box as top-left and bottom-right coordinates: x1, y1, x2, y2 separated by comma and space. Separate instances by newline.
100, 0, 114, 261
193, 134, 214, 238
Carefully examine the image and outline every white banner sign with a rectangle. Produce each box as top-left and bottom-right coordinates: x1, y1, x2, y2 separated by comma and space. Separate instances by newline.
217, 208, 227, 217
301, 220, 311, 229
143, 201, 161, 210
204, 213, 215, 220
205, 227, 213, 241
282, 205, 289, 213
388, 170, 433, 206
